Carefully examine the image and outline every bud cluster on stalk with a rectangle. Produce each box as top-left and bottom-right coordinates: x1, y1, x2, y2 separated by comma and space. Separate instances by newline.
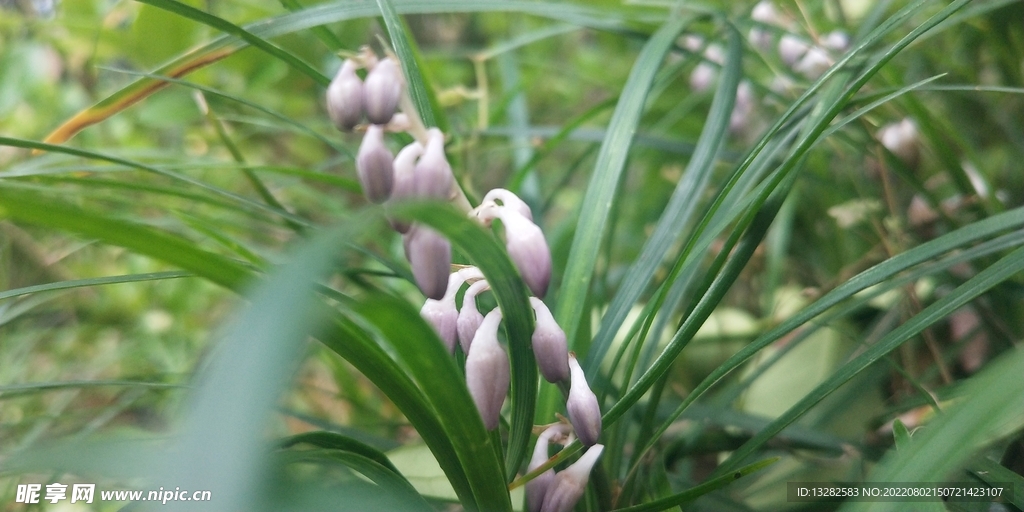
682, 1, 852, 137
326, 46, 603, 511
525, 424, 604, 512
326, 49, 461, 301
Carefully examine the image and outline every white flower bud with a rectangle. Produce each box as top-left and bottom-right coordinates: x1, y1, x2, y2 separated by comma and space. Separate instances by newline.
778, 34, 810, 66
421, 272, 467, 353
526, 424, 571, 512
751, 1, 780, 24
680, 34, 704, 53
729, 81, 755, 134
356, 125, 394, 203
539, 444, 604, 512
877, 118, 919, 167
748, 2, 780, 51
530, 297, 569, 383
822, 30, 850, 53
566, 355, 601, 446
689, 62, 717, 93
458, 279, 489, 354
405, 225, 451, 300
413, 128, 454, 200
794, 46, 832, 79
465, 308, 509, 430
326, 59, 364, 131
387, 141, 425, 233
497, 208, 551, 298
363, 57, 403, 125
482, 188, 533, 222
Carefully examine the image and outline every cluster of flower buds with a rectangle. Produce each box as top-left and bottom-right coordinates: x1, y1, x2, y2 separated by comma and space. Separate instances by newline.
326, 54, 403, 131
745, 1, 849, 81
526, 423, 605, 512
421, 262, 573, 429
326, 50, 462, 300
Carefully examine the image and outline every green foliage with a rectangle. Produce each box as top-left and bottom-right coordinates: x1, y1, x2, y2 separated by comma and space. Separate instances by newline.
1, 0, 1022, 511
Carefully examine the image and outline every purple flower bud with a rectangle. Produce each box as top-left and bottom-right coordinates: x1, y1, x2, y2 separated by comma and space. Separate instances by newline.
326, 60, 364, 131
526, 424, 570, 512
566, 355, 601, 446
363, 57, 403, 125
405, 225, 451, 300
457, 279, 489, 355
356, 125, 394, 203
530, 297, 569, 383
387, 141, 425, 233
465, 308, 509, 430
497, 208, 551, 298
539, 444, 604, 512
413, 128, 454, 200
689, 62, 717, 93
482, 188, 533, 222
421, 272, 466, 353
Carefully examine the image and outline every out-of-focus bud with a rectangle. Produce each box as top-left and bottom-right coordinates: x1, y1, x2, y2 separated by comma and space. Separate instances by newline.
465, 308, 510, 430
680, 34, 704, 53
526, 424, 571, 512
458, 279, 489, 354
566, 355, 601, 446
539, 444, 605, 512
530, 297, 569, 383
363, 57, 403, 125
876, 118, 919, 168
794, 46, 832, 79
387, 141, 425, 233
822, 30, 850, 53
405, 225, 451, 300
497, 208, 551, 298
482, 188, 533, 222
356, 125, 394, 203
778, 34, 810, 66
752, 1, 780, 24
413, 128, 454, 200
689, 62, 717, 93
749, 1, 780, 51
421, 272, 467, 353
729, 81, 755, 134
326, 59, 364, 131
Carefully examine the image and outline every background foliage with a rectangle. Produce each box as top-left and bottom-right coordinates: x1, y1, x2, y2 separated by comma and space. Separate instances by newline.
0, 0, 1022, 511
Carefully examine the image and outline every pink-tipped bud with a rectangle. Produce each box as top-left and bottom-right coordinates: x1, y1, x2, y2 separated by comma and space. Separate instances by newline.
566, 355, 601, 446
778, 34, 810, 66
326, 60, 364, 131
387, 141, 425, 233
482, 188, 533, 222
458, 279, 489, 354
539, 444, 605, 512
530, 297, 569, 383
526, 424, 571, 512
421, 272, 465, 353
356, 125, 394, 203
496, 208, 551, 298
413, 128, 454, 200
465, 308, 509, 430
405, 225, 451, 300
363, 57, 403, 125
729, 81, 755, 133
